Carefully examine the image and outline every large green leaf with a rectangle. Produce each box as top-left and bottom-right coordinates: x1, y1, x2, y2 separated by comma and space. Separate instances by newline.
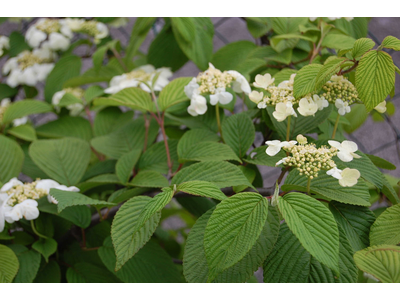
184, 205, 280, 283
263, 223, 357, 283
0, 244, 19, 283
282, 169, 371, 206
221, 113, 255, 158
211, 41, 257, 71
93, 107, 133, 137
321, 33, 356, 50
29, 137, 91, 186
125, 17, 156, 61
0, 135, 24, 183
354, 245, 400, 283
177, 129, 220, 159
178, 141, 241, 164
49, 189, 116, 213
7, 124, 37, 142
204, 192, 268, 281
11, 247, 41, 283
158, 77, 192, 111
137, 140, 179, 174
45, 55, 82, 103
370, 204, 400, 246
99, 237, 183, 283
115, 149, 141, 183
130, 170, 169, 188
171, 161, 253, 189
356, 50, 395, 111
329, 201, 375, 252
172, 17, 214, 70
34, 260, 61, 283
293, 64, 322, 98
91, 118, 158, 159
72, 262, 121, 283
2, 100, 52, 124
93, 87, 155, 112
315, 57, 347, 90
111, 188, 174, 270
177, 180, 227, 201
278, 192, 340, 275
36, 116, 92, 141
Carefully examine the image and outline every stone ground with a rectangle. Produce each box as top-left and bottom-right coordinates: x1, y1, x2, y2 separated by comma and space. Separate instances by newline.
1, 18, 399, 282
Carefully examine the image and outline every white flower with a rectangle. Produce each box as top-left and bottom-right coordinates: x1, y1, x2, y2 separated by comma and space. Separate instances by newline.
64, 18, 85, 31
309, 17, 318, 22
12, 117, 28, 127
296, 134, 308, 145
52, 90, 66, 107
210, 88, 233, 106
187, 95, 208, 116
95, 22, 109, 42
48, 32, 71, 51
257, 101, 267, 109
253, 73, 274, 89
184, 78, 200, 99
298, 97, 318, 116
0, 193, 12, 232
314, 95, 329, 111
0, 98, 11, 107
338, 168, 360, 187
0, 36, 9, 56
3, 57, 19, 75
25, 26, 47, 48
326, 167, 343, 180
374, 101, 387, 113
328, 140, 361, 162
1, 177, 23, 192
249, 91, 264, 104
276, 157, 288, 166
36, 179, 79, 204
4, 199, 39, 223
227, 70, 251, 94
265, 140, 297, 156
273, 101, 297, 122
335, 99, 351, 115
344, 17, 354, 22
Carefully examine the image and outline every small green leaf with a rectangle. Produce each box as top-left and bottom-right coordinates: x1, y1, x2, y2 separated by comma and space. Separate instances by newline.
32, 238, 57, 262
115, 149, 141, 183
322, 34, 356, 50
366, 154, 396, 170
36, 116, 92, 141
178, 141, 241, 164
157, 77, 192, 111
370, 204, 400, 246
2, 100, 52, 124
130, 170, 169, 188
381, 35, 400, 51
177, 180, 227, 201
7, 124, 37, 141
352, 38, 375, 59
177, 129, 220, 159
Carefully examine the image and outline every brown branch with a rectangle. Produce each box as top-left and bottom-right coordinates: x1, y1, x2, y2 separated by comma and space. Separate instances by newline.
339, 60, 359, 75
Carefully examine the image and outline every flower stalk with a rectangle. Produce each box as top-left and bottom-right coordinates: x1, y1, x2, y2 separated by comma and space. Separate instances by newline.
332, 113, 340, 139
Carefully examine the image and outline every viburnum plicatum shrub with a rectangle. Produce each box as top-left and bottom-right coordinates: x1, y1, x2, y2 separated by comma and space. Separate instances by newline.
0, 17, 399, 283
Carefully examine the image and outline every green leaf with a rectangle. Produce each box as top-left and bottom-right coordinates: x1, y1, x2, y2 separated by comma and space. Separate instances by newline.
293, 64, 322, 98
2, 100, 52, 124
356, 50, 395, 111
125, 17, 156, 61
245, 17, 271, 38
178, 141, 241, 164
99, 237, 183, 283
29, 137, 91, 186
211, 41, 257, 71
176, 196, 216, 218
354, 245, 400, 283
137, 140, 179, 174
329, 201, 375, 252
204, 192, 268, 281
171, 161, 253, 189
0, 244, 19, 283
94, 87, 154, 112
271, 17, 308, 35
147, 25, 189, 72
177, 180, 227, 201
157, 77, 192, 111
366, 154, 396, 170
8, 31, 30, 57
112, 189, 174, 270
370, 204, 400, 246
12, 248, 41, 283
172, 17, 214, 70
352, 38, 375, 59
381, 35, 400, 51
115, 149, 141, 183
243, 146, 286, 167
77, 174, 121, 193
45, 55, 81, 103
49, 189, 116, 213
184, 205, 280, 283
382, 175, 400, 205
342, 104, 368, 133
34, 261, 61, 283
321, 33, 356, 50
0, 135, 24, 183
84, 85, 104, 103
315, 57, 347, 90
130, 170, 169, 188
72, 262, 121, 283
263, 223, 357, 283
267, 105, 333, 140
32, 238, 57, 262
177, 129, 220, 159
66, 268, 86, 283
221, 113, 255, 158
278, 192, 340, 275
7, 124, 37, 141
36, 116, 92, 141
0, 83, 18, 99
93, 107, 133, 137
91, 118, 158, 159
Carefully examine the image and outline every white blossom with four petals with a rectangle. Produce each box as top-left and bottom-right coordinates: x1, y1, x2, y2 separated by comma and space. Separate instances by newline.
272, 102, 297, 122
265, 140, 297, 156
253, 73, 275, 89
328, 140, 361, 162
335, 99, 351, 115
374, 101, 387, 113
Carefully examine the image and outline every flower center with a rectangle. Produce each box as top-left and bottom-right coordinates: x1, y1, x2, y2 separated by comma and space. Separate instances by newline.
36, 19, 61, 34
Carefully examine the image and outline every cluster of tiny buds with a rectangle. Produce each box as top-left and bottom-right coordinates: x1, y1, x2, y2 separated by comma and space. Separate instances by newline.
196, 67, 234, 95
17, 52, 52, 70
78, 21, 103, 37
5, 180, 46, 206
64, 87, 85, 99
35, 19, 61, 34
321, 75, 359, 105
126, 69, 153, 82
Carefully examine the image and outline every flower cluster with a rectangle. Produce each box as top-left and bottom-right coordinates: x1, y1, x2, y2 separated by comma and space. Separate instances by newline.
266, 135, 361, 187
0, 36, 9, 57
105, 65, 173, 94
321, 75, 359, 115
52, 87, 86, 116
0, 98, 28, 127
0, 178, 79, 232
65, 18, 109, 44
185, 63, 251, 116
